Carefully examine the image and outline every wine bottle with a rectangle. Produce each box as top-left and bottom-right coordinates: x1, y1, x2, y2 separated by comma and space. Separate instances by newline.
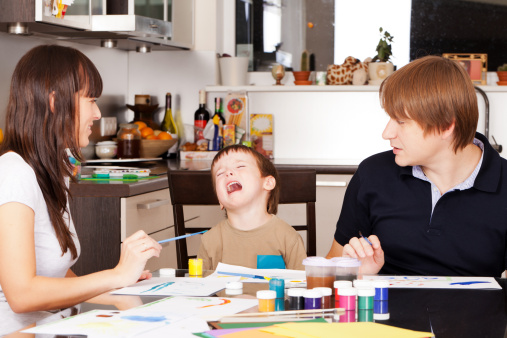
162, 93, 177, 134
162, 93, 179, 158
194, 90, 210, 142
213, 97, 226, 125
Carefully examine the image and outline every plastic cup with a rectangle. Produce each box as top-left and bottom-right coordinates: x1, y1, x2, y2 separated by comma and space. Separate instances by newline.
331, 257, 361, 281
303, 257, 336, 289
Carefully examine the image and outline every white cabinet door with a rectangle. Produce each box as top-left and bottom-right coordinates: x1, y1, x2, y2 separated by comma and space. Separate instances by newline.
121, 189, 176, 271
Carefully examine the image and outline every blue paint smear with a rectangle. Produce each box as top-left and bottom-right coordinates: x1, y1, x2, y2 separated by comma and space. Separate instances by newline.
140, 282, 174, 293
449, 281, 490, 285
121, 315, 167, 322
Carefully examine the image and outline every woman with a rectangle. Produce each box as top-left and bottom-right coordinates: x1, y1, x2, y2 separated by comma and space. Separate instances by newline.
327, 55, 507, 277
0, 45, 162, 335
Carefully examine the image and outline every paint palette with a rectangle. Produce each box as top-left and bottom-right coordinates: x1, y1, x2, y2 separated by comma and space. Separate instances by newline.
93, 169, 151, 178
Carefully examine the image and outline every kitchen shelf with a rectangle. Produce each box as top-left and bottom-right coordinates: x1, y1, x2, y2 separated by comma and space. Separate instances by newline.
205, 85, 381, 92
206, 85, 507, 93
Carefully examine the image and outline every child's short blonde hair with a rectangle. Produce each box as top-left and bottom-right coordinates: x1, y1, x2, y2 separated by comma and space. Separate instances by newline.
211, 145, 280, 214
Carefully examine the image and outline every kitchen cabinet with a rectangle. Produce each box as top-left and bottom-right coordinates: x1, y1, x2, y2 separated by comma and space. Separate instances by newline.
70, 187, 178, 276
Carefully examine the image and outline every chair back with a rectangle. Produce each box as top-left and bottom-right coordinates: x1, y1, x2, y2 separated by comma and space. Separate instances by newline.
168, 168, 317, 269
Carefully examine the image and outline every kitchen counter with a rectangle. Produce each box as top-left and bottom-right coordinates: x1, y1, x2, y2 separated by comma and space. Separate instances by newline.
71, 158, 358, 198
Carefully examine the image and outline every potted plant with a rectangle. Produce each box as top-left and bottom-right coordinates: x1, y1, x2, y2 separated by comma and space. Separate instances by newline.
369, 27, 395, 85
293, 50, 312, 83
497, 64, 507, 84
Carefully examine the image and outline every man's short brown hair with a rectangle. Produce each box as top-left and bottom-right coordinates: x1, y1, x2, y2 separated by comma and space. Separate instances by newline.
211, 145, 280, 214
379, 55, 478, 152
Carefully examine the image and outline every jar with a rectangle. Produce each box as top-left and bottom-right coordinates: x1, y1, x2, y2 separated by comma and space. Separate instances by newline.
117, 123, 141, 159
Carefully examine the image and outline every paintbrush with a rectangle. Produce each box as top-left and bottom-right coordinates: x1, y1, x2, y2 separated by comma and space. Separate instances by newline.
157, 230, 208, 244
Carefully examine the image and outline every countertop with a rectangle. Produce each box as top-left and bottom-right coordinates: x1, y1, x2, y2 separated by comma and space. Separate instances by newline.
70, 158, 358, 198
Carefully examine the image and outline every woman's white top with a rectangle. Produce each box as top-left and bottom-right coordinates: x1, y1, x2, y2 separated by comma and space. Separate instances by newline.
0, 152, 81, 336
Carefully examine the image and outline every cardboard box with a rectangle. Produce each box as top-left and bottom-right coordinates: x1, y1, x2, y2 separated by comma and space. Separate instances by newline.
250, 114, 273, 159
179, 151, 219, 161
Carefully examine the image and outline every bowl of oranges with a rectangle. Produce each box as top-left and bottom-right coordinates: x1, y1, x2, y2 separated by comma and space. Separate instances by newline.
133, 121, 177, 158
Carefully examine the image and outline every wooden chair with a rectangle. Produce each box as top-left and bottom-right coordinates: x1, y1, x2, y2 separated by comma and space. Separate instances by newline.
167, 168, 317, 269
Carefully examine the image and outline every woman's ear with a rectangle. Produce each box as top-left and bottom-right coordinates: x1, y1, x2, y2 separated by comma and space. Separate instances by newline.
263, 176, 276, 191
49, 91, 56, 113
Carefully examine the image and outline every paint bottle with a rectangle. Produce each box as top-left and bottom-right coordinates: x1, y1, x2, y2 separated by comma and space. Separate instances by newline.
374, 300, 389, 314
334, 280, 353, 308
358, 309, 374, 322
338, 310, 356, 323
303, 289, 322, 310
287, 288, 305, 310
257, 290, 276, 312
275, 298, 285, 311
337, 287, 357, 311
225, 282, 243, 295
357, 287, 375, 310
372, 280, 389, 301
188, 258, 203, 276
269, 278, 285, 299
313, 287, 332, 309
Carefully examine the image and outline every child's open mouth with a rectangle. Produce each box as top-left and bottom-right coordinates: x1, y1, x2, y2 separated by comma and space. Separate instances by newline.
227, 181, 242, 194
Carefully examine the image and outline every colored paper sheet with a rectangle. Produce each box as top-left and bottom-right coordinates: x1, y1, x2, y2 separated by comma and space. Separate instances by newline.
216, 318, 327, 329
362, 275, 502, 289
133, 296, 258, 322
23, 309, 188, 337
204, 327, 263, 338
221, 328, 291, 338
111, 276, 240, 296
260, 322, 434, 338
210, 262, 306, 287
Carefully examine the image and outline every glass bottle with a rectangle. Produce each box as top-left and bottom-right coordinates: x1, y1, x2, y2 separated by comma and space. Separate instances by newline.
117, 123, 141, 159
213, 97, 226, 125
161, 93, 177, 134
194, 90, 210, 142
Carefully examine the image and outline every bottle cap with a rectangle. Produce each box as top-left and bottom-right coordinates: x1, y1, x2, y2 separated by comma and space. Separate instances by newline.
313, 287, 332, 296
338, 287, 357, 296
287, 288, 305, 297
334, 280, 353, 289
226, 282, 243, 290
372, 280, 389, 288
257, 290, 276, 300
353, 279, 373, 288
303, 289, 321, 298
159, 268, 176, 276
357, 287, 375, 297
374, 313, 390, 320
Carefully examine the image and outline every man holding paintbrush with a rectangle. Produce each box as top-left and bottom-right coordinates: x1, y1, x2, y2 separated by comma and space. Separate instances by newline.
327, 55, 507, 278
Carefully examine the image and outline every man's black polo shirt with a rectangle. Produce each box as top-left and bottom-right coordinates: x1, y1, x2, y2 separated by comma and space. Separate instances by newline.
335, 133, 507, 276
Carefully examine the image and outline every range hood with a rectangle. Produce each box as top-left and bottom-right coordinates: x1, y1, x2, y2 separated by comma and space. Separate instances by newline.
0, 0, 193, 51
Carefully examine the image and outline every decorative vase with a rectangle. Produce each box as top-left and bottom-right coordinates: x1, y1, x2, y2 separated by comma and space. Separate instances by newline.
293, 71, 311, 81
271, 63, 285, 85
497, 71, 507, 85
368, 62, 394, 85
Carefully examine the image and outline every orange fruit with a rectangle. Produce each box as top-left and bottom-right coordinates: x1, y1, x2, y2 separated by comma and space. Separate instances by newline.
140, 127, 154, 139
158, 131, 173, 140
145, 134, 158, 140
133, 121, 147, 130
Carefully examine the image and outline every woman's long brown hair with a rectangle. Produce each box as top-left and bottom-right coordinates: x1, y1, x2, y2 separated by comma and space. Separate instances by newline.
0, 45, 102, 259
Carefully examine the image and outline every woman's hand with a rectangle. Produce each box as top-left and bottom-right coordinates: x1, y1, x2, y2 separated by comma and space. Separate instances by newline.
113, 230, 162, 288
342, 235, 384, 275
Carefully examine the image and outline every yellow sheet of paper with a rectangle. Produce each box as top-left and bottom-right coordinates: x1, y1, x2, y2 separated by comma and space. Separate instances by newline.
221, 328, 291, 338
260, 322, 434, 338
258, 326, 316, 338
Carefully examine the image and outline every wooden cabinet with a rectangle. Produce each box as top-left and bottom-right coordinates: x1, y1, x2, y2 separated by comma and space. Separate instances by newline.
70, 186, 178, 276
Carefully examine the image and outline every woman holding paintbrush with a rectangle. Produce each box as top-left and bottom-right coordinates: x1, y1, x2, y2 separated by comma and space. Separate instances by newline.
327, 56, 507, 278
0, 45, 161, 336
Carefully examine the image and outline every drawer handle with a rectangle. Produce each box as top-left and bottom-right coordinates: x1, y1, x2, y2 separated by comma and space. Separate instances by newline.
137, 199, 170, 210
316, 181, 347, 187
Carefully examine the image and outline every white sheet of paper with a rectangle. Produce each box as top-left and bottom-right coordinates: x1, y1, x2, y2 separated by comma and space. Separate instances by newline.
111, 276, 240, 296
133, 296, 258, 321
362, 275, 502, 289
210, 262, 306, 285
23, 309, 189, 337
